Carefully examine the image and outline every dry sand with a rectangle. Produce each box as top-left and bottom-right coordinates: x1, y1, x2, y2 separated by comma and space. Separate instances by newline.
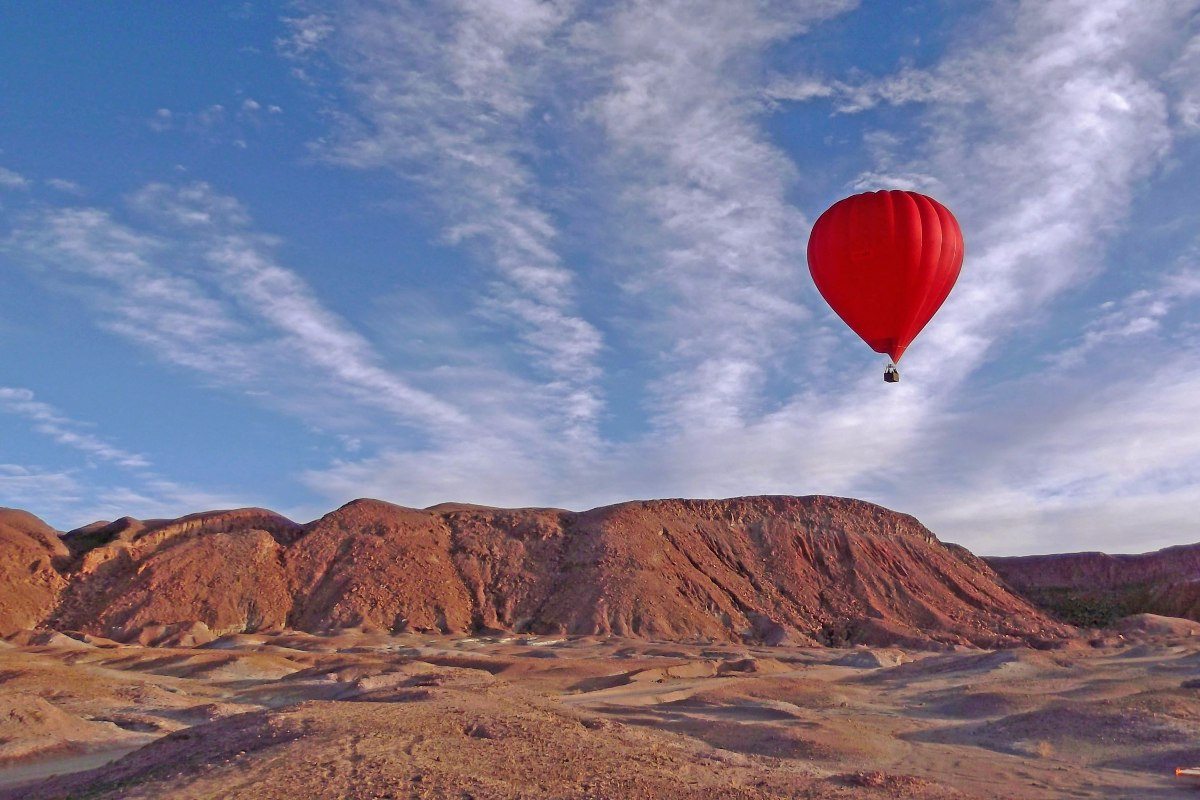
1, 631, 1199, 799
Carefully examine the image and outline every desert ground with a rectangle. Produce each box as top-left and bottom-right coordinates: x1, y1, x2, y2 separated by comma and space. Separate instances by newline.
3, 625, 1200, 799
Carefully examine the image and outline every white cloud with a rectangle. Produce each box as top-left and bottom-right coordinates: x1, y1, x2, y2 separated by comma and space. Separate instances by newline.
7, 179, 617, 524
45, 178, 85, 195
0, 388, 250, 528
129, 181, 250, 228
7, 205, 256, 378
0, 387, 150, 468
1168, 33, 1200, 131
850, 132, 945, 194
148, 105, 228, 135
0, 166, 29, 189
581, 0, 853, 430
8, 183, 466, 436
912, 348, 1200, 554
277, 13, 333, 58
1050, 265, 1200, 368
299, 0, 605, 448
146, 98, 280, 145
148, 108, 174, 132
762, 75, 835, 104
0, 464, 82, 517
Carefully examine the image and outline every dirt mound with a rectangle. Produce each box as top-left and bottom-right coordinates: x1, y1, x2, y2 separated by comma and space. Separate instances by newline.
681, 676, 866, 711
9, 497, 1070, 648
636, 713, 902, 764
833, 648, 911, 668
919, 689, 1045, 720
129, 622, 217, 648
909, 700, 1197, 764
1114, 613, 1200, 638
860, 649, 1071, 684
4, 630, 94, 650
0, 693, 148, 761
0, 509, 68, 636
988, 544, 1200, 626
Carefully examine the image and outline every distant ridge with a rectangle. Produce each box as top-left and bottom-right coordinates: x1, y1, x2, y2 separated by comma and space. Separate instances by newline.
987, 544, 1200, 627
1, 497, 1071, 648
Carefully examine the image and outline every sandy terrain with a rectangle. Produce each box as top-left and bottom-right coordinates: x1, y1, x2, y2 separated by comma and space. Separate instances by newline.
2, 630, 1199, 799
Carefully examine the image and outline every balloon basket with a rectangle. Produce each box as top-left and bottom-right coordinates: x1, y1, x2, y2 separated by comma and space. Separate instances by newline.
884, 364, 900, 383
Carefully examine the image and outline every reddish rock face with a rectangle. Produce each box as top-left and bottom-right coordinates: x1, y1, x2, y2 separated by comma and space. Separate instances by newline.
0, 508, 68, 635
987, 544, 1200, 626
546, 497, 1070, 648
286, 500, 478, 634
3, 496, 1072, 648
50, 509, 302, 638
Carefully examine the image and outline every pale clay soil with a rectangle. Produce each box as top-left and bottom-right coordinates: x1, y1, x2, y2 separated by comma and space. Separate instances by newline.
1, 631, 1199, 799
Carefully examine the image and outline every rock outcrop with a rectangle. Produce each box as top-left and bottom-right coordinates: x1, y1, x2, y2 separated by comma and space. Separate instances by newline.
987, 544, 1200, 627
0, 508, 68, 635
50, 509, 302, 638
4, 496, 1072, 648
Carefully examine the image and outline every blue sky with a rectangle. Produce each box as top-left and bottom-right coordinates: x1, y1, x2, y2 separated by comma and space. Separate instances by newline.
2, 1, 1199, 556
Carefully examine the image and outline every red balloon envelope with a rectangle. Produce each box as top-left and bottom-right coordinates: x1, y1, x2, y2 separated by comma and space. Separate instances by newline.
807, 190, 964, 367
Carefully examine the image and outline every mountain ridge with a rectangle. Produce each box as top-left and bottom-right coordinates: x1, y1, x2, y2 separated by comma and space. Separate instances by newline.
986, 542, 1200, 627
1, 496, 1071, 648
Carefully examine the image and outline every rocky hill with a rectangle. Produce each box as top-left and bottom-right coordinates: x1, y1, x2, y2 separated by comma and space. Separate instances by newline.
0, 508, 68, 635
2, 496, 1072, 648
987, 544, 1200, 627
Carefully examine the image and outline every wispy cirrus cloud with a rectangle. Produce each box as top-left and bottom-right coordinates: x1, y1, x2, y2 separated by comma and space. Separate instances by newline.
7, 205, 258, 378
45, 178, 85, 195
0, 166, 29, 190
6, 175, 615, 516
277, 13, 333, 59
1050, 264, 1200, 368
281, 0, 870, 508
0, 387, 149, 468
287, 0, 604, 447
0, 387, 248, 525
7, 183, 465, 435
0, 464, 81, 514
1168, 31, 1200, 131
581, 0, 853, 430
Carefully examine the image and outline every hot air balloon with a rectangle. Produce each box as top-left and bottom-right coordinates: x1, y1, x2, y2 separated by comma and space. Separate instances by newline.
807, 190, 964, 382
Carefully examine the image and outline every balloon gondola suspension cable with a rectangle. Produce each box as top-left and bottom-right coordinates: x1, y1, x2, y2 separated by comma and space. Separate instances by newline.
884, 363, 900, 383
